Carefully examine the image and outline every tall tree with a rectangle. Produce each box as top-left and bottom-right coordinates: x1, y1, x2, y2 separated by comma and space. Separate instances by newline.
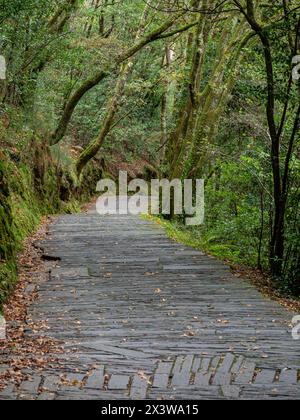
233, 0, 300, 277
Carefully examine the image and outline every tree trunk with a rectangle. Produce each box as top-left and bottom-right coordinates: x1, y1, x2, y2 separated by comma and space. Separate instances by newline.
76, 63, 130, 175
160, 46, 172, 166
75, 0, 154, 174
50, 12, 185, 145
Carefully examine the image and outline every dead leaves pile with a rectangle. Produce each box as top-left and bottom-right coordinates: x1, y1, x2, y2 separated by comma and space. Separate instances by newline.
231, 264, 300, 313
0, 216, 63, 390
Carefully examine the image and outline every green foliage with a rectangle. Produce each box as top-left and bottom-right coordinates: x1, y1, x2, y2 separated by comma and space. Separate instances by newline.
0, 156, 40, 309
0, 136, 100, 310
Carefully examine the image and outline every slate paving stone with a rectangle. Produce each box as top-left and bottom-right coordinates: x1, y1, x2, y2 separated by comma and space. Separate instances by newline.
108, 375, 130, 390
213, 372, 232, 386
231, 356, 244, 375
18, 375, 42, 394
0, 365, 9, 375
1, 207, 299, 400
0, 384, 16, 400
85, 366, 105, 389
235, 361, 256, 384
194, 372, 211, 386
191, 357, 201, 373
213, 354, 235, 385
279, 369, 298, 384
24, 284, 36, 295
37, 392, 56, 400
254, 369, 276, 384
18, 393, 36, 400
130, 375, 149, 399
172, 355, 194, 387
156, 362, 173, 374
152, 373, 169, 389
42, 375, 60, 393
221, 385, 241, 399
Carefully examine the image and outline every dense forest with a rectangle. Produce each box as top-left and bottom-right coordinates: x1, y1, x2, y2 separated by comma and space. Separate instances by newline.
0, 0, 299, 309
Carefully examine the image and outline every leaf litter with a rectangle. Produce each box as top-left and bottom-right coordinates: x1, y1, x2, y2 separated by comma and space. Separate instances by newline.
0, 217, 64, 391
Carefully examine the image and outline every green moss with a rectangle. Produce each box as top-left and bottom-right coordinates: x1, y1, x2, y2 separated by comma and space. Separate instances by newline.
143, 215, 243, 266
0, 157, 42, 310
0, 143, 96, 312
0, 262, 17, 314
61, 200, 81, 214
11, 194, 41, 242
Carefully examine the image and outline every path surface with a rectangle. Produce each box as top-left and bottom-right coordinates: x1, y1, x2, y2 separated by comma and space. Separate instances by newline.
1, 207, 299, 400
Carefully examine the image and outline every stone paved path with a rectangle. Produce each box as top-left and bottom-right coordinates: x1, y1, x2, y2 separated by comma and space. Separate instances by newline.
1, 207, 299, 400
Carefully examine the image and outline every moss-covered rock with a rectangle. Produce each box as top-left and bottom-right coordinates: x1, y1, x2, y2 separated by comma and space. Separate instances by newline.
0, 152, 42, 310
0, 139, 101, 313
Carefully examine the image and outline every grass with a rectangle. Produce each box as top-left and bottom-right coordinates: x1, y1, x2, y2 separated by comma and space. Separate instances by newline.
142, 214, 241, 266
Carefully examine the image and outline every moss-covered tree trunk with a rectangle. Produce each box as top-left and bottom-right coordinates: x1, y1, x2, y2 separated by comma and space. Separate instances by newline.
76, 0, 154, 175
75, 64, 130, 175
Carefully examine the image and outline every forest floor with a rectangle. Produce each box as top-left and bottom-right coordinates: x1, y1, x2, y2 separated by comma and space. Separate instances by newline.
0, 202, 299, 400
